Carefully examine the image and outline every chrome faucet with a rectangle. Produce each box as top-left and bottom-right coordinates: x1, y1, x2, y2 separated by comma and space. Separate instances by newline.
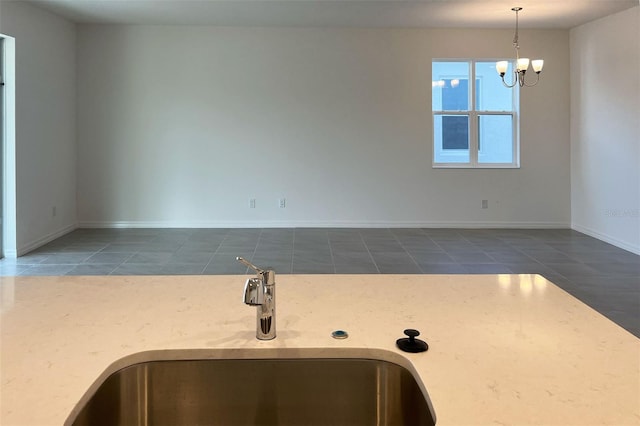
237, 257, 276, 340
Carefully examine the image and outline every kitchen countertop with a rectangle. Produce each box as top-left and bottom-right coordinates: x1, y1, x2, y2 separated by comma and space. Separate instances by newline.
1, 274, 638, 425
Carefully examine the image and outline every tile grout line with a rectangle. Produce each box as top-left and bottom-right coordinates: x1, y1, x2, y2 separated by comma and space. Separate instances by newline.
360, 231, 382, 274
250, 229, 264, 274
200, 231, 231, 274
327, 231, 337, 274
390, 228, 434, 274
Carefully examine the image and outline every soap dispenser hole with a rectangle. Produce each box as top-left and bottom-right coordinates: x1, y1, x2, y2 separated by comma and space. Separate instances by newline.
331, 330, 349, 339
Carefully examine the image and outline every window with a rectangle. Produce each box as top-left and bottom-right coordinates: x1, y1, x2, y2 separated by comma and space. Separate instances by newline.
432, 60, 519, 168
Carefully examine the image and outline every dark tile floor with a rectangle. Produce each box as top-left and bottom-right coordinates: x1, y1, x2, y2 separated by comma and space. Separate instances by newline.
1, 228, 638, 337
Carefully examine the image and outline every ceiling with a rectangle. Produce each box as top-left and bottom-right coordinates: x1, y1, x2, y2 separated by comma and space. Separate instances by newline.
23, 0, 639, 29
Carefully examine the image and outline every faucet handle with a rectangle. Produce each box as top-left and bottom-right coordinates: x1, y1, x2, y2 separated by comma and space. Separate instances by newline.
243, 277, 264, 306
237, 256, 275, 285
236, 256, 263, 274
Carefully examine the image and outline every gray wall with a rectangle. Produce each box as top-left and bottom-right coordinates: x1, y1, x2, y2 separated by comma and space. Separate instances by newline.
0, 1, 77, 256
76, 25, 571, 228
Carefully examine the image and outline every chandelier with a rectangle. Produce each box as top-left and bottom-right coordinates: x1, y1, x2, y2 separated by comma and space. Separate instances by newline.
496, 7, 544, 88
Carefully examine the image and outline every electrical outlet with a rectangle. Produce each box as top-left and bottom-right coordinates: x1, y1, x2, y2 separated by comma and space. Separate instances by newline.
279, 198, 286, 208
249, 198, 256, 209
52, 206, 57, 217
481, 200, 488, 209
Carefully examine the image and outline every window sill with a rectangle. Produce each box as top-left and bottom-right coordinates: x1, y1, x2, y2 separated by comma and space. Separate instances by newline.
432, 163, 520, 169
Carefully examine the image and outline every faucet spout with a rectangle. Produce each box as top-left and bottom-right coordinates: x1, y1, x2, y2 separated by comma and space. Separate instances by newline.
237, 257, 276, 340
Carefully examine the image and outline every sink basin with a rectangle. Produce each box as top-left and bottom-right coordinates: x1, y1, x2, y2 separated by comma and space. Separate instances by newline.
69, 357, 436, 425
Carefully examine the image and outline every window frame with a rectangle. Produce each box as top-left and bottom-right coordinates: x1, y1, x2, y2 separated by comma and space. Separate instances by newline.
432, 59, 520, 169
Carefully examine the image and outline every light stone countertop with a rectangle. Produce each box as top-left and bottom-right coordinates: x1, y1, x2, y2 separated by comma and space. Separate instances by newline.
1, 274, 639, 425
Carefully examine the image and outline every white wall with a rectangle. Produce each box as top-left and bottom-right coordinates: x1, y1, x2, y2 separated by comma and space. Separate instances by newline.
0, 1, 76, 256
77, 25, 570, 228
570, 6, 640, 254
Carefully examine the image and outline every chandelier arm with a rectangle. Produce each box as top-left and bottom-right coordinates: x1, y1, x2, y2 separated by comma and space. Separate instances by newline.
501, 73, 518, 89
522, 72, 541, 87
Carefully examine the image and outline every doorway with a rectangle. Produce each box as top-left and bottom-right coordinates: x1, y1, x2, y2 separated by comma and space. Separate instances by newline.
1, 36, 5, 259
0, 34, 17, 258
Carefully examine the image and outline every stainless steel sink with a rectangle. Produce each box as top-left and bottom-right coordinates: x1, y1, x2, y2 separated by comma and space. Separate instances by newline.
70, 358, 436, 425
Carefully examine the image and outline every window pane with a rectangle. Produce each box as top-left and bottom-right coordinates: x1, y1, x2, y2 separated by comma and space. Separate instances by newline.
432, 62, 469, 111
434, 115, 470, 163
478, 115, 513, 163
442, 116, 468, 149
475, 61, 514, 111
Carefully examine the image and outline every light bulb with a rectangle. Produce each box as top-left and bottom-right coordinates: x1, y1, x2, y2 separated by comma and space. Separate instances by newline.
496, 61, 509, 75
516, 58, 530, 72
532, 59, 544, 73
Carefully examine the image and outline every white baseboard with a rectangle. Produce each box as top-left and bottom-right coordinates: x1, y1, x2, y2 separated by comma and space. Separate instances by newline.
17, 223, 77, 257
571, 223, 640, 255
78, 220, 570, 229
